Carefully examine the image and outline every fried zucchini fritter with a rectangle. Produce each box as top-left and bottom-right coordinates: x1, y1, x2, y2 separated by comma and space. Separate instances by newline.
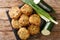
20, 4, 33, 16
29, 14, 41, 26
9, 7, 21, 19
18, 28, 30, 40
11, 19, 21, 29
19, 14, 29, 26
28, 24, 40, 35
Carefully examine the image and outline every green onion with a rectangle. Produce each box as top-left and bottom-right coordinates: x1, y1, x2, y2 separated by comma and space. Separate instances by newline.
34, 0, 40, 4
41, 22, 54, 35
22, 0, 58, 24
40, 14, 50, 22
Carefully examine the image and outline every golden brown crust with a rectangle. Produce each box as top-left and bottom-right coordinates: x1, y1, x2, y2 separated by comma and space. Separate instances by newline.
9, 6, 22, 19
11, 19, 21, 29
19, 14, 29, 27
20, 4, 33, 16
9, 4, 41, 39
18, 28, 30, 40
28, 24, 40, 35
29, 14, 41, 26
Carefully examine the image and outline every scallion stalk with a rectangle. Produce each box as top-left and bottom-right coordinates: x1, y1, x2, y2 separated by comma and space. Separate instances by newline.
41, 22, 54, 35
22, 0, 58, 24
34, 0, 40, 4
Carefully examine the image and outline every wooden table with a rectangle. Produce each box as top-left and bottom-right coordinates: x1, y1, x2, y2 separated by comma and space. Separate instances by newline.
0, 0, 60, 40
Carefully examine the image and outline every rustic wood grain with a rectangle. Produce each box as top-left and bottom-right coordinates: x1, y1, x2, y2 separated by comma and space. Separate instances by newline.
55, 15, 60, 20
28, 32, 60, 40
0, 20, 12, 31
52, 20, 60, 32
40, 32, 60, 40
0, 32, 16, 40
0, 8, 9, 20
0, 0, 23, 7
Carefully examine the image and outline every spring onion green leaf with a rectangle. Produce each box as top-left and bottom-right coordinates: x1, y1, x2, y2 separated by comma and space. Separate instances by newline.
22, 0, 58, 24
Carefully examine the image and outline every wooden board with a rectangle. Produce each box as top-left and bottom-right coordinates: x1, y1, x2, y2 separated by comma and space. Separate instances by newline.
0, 0, 23, 7
27, 32, 60, 40
0, 0, 60, 40
0, 32, 16, 40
